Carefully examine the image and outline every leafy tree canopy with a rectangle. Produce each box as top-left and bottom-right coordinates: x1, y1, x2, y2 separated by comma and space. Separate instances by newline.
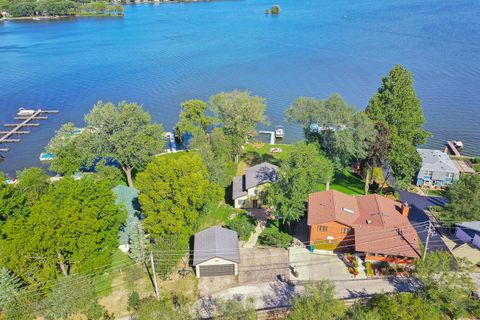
285, 94, 375, 167
15, 167, 50, 204
175, 99, 215, 137
84, 101, 164, 187
442, 174, 480, 222
288, 280, 346, 320
266, 142, 334, 224
365, 65, 431, 188
137, 154, 222, 244
209, 90, 268, 159
0, 177, 125, 284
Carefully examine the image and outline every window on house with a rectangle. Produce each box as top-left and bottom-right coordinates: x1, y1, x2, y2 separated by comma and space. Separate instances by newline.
341, 227, 351, 234
317, 225, 328, 232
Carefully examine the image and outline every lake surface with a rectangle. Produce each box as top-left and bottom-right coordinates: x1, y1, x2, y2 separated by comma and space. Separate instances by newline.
1, 0, 479, 175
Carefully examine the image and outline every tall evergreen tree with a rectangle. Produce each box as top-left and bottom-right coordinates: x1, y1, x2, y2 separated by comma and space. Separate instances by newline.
366, 65, 430, 188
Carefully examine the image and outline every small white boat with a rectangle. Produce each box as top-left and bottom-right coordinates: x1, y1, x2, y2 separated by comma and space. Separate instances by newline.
17, 108, 36, 116
275, 127, 284, 138
453, 140, 464, 149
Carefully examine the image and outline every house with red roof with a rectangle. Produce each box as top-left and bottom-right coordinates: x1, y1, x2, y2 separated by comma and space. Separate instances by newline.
307, 190, 421, 262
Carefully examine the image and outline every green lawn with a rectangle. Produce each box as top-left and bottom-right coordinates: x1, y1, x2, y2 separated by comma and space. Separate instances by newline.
242, 143, 295, 167
315, 170, 365, 196
197, 203, 234, 230
330, 170, 365, 195
93, 249, 133, 297
423, 188, 447, 198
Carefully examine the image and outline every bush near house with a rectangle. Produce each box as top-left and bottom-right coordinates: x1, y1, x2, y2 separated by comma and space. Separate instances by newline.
225, 214, 256, 241
258, 222, 292, 248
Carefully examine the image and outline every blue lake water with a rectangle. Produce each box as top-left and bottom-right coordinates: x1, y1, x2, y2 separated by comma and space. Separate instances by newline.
1, 0, 479, 175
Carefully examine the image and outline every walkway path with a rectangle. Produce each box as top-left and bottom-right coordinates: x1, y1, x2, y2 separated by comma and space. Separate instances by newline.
243, 222, 265, 248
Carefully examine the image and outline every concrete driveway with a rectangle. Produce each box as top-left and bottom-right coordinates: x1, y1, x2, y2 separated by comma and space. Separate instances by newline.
239, 247, 289, 283
289, 247, 352, 281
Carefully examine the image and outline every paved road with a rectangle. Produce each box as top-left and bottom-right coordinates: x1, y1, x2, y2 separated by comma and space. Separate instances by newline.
198, 277, 419, 317
399, 191, 450, 253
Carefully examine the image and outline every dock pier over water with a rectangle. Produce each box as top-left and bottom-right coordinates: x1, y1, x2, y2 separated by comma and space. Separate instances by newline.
0, 109, 58, 155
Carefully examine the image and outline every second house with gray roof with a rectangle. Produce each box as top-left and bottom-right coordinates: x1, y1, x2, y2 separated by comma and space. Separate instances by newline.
416, 148, 459, 188
232, 162, 279, 209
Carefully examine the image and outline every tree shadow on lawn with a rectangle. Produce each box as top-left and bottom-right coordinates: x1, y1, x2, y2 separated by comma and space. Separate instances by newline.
243, 150, 282, 167
331, 171, 364, 195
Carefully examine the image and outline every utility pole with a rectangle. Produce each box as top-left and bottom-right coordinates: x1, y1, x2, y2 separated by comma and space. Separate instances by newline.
150, 252, 160, 301
423, 220, 436, 260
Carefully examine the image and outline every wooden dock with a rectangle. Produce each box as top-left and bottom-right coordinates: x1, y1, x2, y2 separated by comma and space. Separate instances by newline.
0, 109, 59, 156
444, 140, 461, 157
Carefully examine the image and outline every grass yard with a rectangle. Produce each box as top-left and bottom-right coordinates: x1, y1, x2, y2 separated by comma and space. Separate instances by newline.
240, 143, 294, 170
423, 188, 448, 198
330, 170, 365, 195
197, 203, 235, 230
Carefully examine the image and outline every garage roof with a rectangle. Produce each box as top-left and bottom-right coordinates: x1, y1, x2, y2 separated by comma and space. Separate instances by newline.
193, 226, 240, 265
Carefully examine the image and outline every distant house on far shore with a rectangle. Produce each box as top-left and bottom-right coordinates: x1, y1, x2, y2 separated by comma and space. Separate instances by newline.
416, 148, 459, 188
232, 162, 278, 209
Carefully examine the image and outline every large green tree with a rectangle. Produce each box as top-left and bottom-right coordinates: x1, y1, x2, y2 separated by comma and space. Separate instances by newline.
285, 94, 375, 167
175, 99, 215, 137
414, 250, 479, 318
362, 122, 390, 194
365, 65, 430, 188
190, 127, 235, 188
266, 142, 333, 227
136, 154, 222, 245
15, 167, 50, 204
84, 101, 164, 187
43, 274, 99, 320
0, 177, 124, 284
442, 174, 480, 222
209, 90, 268, 160
288, 280, 346, 320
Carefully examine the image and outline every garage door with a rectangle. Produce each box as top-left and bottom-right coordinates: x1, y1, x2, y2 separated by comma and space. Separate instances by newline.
199, 264, 235, 277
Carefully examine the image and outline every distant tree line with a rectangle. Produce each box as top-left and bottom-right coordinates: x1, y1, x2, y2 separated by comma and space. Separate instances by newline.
0, 0, 123, 18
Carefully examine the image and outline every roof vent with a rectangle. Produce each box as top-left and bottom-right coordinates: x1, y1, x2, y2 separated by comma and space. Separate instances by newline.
366, 220, 373, 224
342, 207, 355, 214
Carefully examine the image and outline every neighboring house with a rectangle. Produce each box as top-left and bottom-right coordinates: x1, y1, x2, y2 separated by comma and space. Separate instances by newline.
416, 149, 460, 188
308, 190, 420, 261
232, 162, 279, 209
455, 222, 480, 249
193, 226, 240, 278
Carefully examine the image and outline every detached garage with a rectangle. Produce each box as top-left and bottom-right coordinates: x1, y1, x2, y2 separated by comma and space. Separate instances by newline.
193, 226, 240, 278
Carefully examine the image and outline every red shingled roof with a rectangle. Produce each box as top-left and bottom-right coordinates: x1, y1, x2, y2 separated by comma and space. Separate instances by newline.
308, 190, 420, 258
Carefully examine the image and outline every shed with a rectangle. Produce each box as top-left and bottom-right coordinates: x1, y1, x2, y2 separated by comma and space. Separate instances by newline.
193, 226, 240, 277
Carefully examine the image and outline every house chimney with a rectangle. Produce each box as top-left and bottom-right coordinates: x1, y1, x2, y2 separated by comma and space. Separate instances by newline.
401, 202, 410, 217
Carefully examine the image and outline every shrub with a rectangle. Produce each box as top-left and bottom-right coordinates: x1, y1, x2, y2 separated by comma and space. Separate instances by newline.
258, 226, 292, 248
365, 261, 374, 277
128, 291, 140, 311
271, 5, 280, 14
225, 214, 256, 241
474, 163, 480, 173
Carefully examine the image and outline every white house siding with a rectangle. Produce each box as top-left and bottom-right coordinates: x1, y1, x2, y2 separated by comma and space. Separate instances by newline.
234, 185, 268, 209
195, 257, 238, 278
455, 227, 473, 243
472, 234, 480, 249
